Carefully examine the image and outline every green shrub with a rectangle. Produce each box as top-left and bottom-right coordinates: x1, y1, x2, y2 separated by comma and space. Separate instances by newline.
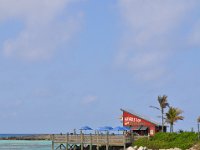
133, 132, 198, 150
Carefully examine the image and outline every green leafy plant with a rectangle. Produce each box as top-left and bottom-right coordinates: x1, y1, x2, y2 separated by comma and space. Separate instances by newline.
134, 132, 198, 150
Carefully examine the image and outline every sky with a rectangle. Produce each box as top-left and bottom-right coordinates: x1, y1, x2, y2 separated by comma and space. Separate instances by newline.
0, 0, 200, 134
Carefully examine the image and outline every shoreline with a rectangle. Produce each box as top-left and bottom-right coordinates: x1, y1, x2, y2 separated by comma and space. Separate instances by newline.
0, 134, 51, 140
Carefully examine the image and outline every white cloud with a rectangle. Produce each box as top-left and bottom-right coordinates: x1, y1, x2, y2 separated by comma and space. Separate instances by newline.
82, 95, 97, 104
117, 0, 196, 81
0, 0, 83, 61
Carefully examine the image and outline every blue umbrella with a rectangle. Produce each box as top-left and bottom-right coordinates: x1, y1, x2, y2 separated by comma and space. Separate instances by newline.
103, 126, 113, 130
121, 126, 131, 131
97, 126, 113, 131
112, 126, 130, 134
113, 126, 126, 131
80, 126, 93, 130
96, 127, 106, 131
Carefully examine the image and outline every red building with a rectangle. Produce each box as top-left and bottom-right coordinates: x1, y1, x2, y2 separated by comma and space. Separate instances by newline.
121, 109, 166, 136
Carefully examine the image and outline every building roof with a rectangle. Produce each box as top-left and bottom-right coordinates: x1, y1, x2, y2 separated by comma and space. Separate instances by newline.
121, 108, 164, 126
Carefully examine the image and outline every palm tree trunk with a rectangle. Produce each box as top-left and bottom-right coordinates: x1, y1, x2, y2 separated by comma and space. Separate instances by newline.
161, 108, 164, 132
198, 122, 200, 140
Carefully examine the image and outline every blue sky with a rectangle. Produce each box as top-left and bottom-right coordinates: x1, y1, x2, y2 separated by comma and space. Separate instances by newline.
0, 0, 200, 133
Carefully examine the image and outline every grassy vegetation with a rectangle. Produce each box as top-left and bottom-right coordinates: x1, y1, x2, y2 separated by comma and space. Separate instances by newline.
133, 132, 199, 150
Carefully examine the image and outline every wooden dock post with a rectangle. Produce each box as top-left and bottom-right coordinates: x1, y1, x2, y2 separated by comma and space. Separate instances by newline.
123, 134, 126, 150
51, 134, 54, 150
106, 131, 109, 150
80, 131, 83, 150
96, 132, 99, 150
66, 133, 69, 150
73, 144, 76, 150
90, 133, 92, 150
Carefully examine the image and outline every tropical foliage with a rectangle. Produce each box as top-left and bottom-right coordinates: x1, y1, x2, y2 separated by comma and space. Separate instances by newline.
198, 116, 200, 140
198, 116, 200, 123
134, 132, 198, 150
165, 107, 184, 133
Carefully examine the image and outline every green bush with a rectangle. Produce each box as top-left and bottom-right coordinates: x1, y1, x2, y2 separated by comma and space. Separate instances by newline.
133, 132, 198, 150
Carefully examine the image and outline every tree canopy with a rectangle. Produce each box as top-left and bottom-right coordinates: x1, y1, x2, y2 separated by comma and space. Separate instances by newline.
166, 107, 184, 132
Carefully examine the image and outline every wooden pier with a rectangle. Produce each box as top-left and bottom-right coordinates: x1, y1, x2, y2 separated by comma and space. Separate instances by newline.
51, 132, 134, 150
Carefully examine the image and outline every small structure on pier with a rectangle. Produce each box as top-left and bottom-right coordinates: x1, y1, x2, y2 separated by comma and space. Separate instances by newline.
121, 108, 167, 136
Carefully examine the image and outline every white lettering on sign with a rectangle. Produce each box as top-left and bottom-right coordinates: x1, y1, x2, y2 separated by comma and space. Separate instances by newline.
124, 117, 141, 123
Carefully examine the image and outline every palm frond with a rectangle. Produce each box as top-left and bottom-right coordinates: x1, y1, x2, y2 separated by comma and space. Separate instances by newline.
197, 116, 200, 123
166, 107, 184, 124
158, 95, 168, 108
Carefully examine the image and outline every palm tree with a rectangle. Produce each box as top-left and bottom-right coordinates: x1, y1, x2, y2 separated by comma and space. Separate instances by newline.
158, 95, 169, 132
197, 116, 200, 140
165, 107, 184, 132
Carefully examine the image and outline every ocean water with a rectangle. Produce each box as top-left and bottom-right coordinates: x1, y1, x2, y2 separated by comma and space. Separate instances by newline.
0, 134, 70, 149
0, 140, 52, 150
0, 134, 52, 149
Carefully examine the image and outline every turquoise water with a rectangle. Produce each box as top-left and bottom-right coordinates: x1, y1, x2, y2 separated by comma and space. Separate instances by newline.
0, 140, 52, 150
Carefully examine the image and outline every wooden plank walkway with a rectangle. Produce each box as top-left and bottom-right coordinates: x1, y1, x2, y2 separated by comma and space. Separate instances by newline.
51, 132, 134, 150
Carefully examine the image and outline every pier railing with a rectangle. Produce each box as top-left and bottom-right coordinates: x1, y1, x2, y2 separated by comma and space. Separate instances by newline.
51, 133, 134, 150
52, 134, 132, 145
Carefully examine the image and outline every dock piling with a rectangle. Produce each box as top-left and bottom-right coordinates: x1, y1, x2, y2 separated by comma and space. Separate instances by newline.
96, 132, 99, 150
51, 134, 55, 150
106, 131, 109, 150
66, 133, 69, 150
80, 131, 83, 150
90, 133, 92, 150
123, 134, 126, 150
